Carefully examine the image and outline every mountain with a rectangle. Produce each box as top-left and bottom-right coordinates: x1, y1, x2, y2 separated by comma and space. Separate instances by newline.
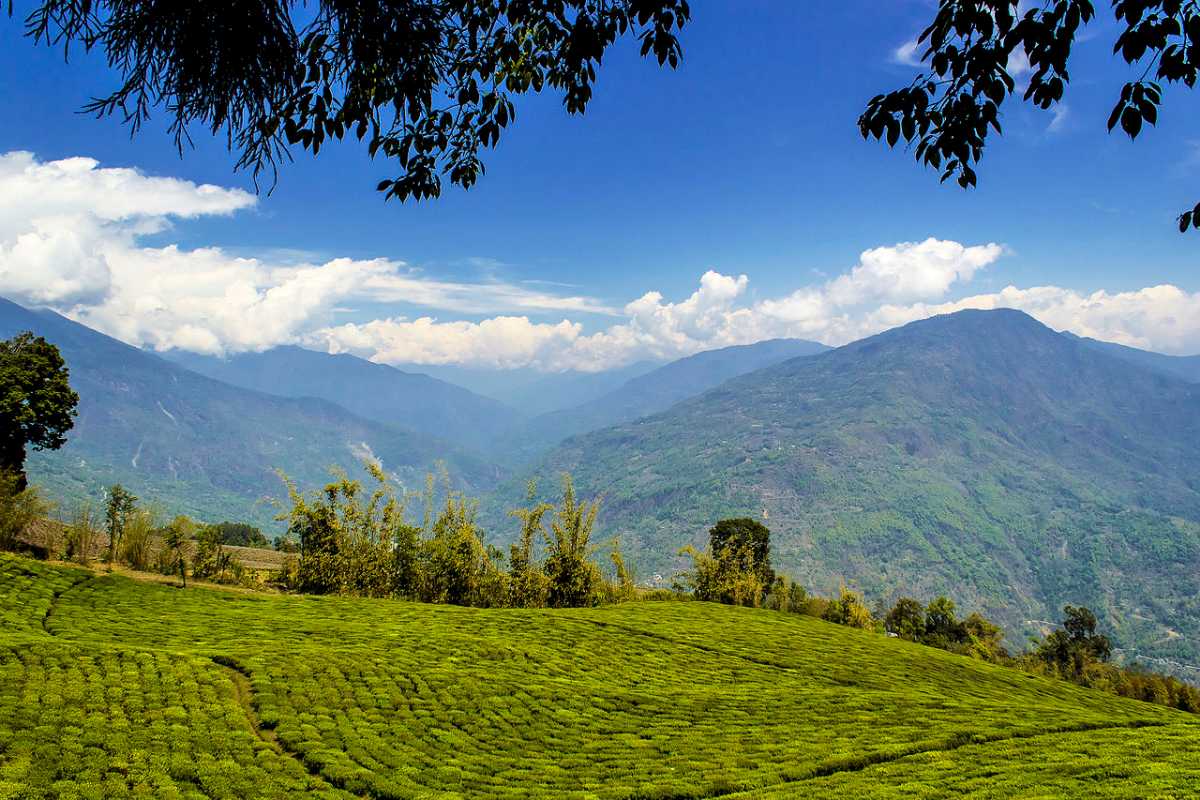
0, 298, 500, 529
405, 360, 664, 415
1069, 334, 1200, 383
165, 346, 523, 451
502, 309, 1200, 664
495, 338, 830, 463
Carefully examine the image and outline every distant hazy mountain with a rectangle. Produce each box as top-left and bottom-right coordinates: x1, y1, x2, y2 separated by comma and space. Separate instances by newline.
404, 360, 663, 415
500, 309, 1200, 664
494, 338, 830, 463
1069, 334, 1200, 383
0, 298, 500, 529
166, 346, 523, 451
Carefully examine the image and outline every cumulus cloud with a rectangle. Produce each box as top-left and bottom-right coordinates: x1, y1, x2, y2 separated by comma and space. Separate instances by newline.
0, 151, 611, 354
4, 151, 1198, 372
313, 240, 1009, 370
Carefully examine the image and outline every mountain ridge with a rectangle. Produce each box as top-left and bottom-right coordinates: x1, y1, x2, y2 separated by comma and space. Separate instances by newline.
0, 297, 500, 529
498, 308, 1200, 664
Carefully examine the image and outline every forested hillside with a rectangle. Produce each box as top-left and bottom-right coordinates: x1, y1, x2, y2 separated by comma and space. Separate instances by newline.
495, 338, 829, 463
167, 346, 524, 452
0, 299, 499, 528
504, 309, 1200, 666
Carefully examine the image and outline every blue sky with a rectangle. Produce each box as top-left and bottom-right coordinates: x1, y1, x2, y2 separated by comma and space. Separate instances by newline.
1, 1, 1198, 367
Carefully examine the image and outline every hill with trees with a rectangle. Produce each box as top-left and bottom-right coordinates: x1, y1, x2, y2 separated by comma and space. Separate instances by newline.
495, 338, 829, 464
502, 309, 1200, 668
0, 297, 499, 529
166, 345, 524, 452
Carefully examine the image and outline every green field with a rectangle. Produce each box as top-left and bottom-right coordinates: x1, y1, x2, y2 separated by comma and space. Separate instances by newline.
2, 553, 1198, 799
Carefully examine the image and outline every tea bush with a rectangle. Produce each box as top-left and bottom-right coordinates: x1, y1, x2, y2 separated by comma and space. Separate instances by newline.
3, 553, 1199, 799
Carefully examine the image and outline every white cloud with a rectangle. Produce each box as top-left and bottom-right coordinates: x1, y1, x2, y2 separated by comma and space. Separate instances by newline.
857, 284, 1200, 355
893, 39, 922, 66
4, 151, 1198, 372
0, 152, 612, 355
1047, 103, 1070, 134
312, 239, 1008, 370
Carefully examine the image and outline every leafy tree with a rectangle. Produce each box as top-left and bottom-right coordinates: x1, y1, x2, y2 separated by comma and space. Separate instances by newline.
204, 521, 269, 548
14, 0, 689, 201
708, 518, 774, 588
543, 475, 602, 608
0, 333, 78, 491
1037, 604, 1114, 677
822, 587, 875, 630
862, 0, 1200, 231
0, 470, 49, 551
885, 597, 927, 641
923, 596, 965, 648
962, 611, 1008, 662
104, 485, 137, 565
281, 464, 402, 596
63, 501, 101, 564
507, 482, 552, 608
161, 516, 194, 587
193, 523, 237, 582
118, 508, 155, 570
273, 534, 300, 553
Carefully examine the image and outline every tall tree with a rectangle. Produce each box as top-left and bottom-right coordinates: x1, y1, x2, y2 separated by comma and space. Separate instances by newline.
861, 0, 1200, 231
543, 474, 602, 608
0, 332, 78, 491
708, 518, 775, 589
104, 484, 137, 565
13, 0, 688, 201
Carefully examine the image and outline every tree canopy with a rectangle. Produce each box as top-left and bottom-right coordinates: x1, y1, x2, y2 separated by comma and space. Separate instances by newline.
0, 332, 78, 490
861, 0, 1200, 231
14, 0, 688, 200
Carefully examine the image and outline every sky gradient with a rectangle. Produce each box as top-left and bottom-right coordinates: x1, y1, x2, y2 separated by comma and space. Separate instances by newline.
0, 1, 1197, 369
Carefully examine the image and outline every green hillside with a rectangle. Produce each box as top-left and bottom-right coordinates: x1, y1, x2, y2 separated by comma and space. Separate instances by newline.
493, 338, 829, 464
0, 298, 500, 530
2, 552, 1197, 799
498, 309, 1200, 668
166, 346, 524, 453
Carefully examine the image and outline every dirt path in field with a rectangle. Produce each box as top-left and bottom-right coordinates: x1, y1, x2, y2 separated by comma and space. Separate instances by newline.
701, 718, 1175, 799
209, 655, 369, 800
41, 572, 97, 635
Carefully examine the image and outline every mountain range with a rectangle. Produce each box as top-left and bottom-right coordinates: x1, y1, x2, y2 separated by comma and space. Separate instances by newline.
165, 346, 524, 452
0, 299, 498, 529
492, 338, 830, 463
497, 309, 1200, 668
6, 296, 1200, 667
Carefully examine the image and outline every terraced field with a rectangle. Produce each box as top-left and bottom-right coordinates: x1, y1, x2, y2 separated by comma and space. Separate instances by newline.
1, 553, 1197, 799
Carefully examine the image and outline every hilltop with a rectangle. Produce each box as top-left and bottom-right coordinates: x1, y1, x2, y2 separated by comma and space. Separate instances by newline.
2, 552, 1197, 798
504, 309, 1200, 666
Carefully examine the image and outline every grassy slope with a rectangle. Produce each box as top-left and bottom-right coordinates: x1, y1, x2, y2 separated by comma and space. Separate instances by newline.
497, 310, 1200, 666
2, 553, 1198, 799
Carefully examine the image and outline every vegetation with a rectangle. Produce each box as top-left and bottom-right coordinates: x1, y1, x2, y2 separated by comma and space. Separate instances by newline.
0, 470, 49, 552
2, 551, 1199, 798
3, 298, 499, 534
0, 331, 77, 491
864, 0, 1200, 231
103, 485, 137, 566
203, 520, 269, 548
283, 466, 626, 609
14, 0, 689, 201
509, 309, 1200, 669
